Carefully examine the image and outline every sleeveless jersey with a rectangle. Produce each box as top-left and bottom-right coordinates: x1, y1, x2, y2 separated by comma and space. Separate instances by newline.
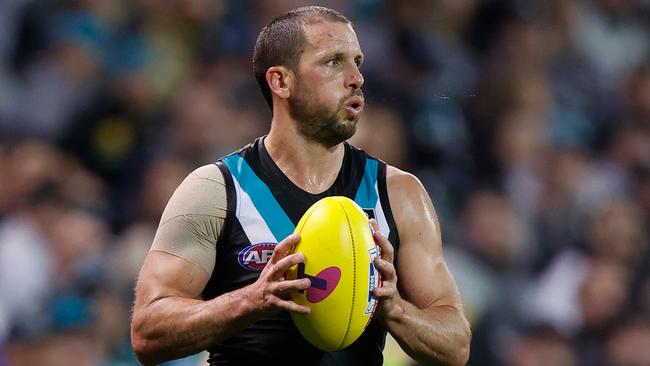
204, 137, 400, 365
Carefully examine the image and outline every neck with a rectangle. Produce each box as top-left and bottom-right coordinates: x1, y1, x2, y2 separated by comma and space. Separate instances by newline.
265, 117, 345, 194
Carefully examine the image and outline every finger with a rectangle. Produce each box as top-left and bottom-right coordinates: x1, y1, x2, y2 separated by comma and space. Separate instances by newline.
276, 299, 311, 315
271, 252, 306, 275
370, 218, 379, 233
372, 230, 394, 263
372, 286, 396, 299
270, 234, 300, 263
374, 257, 396, 281
270, 278, 311, 294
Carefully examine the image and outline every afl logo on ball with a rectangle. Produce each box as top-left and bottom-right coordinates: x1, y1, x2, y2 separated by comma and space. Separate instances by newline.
238, 243, 276, 271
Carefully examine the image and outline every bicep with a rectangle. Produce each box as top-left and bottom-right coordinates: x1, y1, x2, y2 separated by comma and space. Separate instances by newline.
135, 250, 212, 308
388, 168, 462, 309
397, 244, 462, 309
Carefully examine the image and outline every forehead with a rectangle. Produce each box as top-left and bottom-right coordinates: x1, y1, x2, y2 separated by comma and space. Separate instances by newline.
301, 21, 361, 57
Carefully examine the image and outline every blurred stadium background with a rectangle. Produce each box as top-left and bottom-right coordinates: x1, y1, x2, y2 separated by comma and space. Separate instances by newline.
0, 0, 649, 365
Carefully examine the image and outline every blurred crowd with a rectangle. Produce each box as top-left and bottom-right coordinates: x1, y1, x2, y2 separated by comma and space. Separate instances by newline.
0, 0, 648, 365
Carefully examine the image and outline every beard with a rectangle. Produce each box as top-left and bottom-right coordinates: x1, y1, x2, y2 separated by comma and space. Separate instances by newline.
288, 79, 362, 148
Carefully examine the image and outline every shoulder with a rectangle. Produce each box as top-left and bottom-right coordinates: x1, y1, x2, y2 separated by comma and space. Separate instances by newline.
160, 164, 227, 222
190, 163, 225, 182
177, 163, 225, 199
152, 164, 227, 274
385, 165, 428, 202
385, 165, 440, 240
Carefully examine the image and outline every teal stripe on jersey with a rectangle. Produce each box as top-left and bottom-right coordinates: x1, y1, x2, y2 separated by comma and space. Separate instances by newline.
354, 158, 379, 209
223, 154, 295, 242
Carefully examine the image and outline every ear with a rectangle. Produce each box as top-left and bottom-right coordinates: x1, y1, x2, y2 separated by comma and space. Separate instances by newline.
266, 66, 294, 100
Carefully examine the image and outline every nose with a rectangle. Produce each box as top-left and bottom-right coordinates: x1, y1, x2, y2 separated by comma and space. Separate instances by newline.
346, 63, 364, 90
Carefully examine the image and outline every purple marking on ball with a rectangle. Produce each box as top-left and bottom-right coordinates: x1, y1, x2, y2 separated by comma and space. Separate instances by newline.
306, 267, 341, 303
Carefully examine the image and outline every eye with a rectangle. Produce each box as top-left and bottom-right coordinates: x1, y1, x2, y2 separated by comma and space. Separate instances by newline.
325, 59, 341, 67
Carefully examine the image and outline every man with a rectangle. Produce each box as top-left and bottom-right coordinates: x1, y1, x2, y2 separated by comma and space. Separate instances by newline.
131, 6, 471, 366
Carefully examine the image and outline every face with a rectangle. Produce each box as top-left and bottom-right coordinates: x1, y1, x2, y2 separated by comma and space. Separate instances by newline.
288, 20, 365, 147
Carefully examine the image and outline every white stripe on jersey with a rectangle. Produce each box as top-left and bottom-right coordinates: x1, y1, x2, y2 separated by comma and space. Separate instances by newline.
374, 180, 390, 239
230, 174, 278, 244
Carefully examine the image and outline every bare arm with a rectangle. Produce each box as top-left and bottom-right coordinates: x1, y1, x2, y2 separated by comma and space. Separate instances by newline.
131, 235, 311, 365
372, 166, 471, 365
130, 165, 311, 365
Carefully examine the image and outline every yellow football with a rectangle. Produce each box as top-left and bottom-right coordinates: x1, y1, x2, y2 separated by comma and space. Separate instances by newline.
287, 196, 381, 351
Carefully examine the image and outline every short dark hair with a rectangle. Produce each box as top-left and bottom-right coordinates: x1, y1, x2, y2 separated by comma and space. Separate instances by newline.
252, 6, 351, 111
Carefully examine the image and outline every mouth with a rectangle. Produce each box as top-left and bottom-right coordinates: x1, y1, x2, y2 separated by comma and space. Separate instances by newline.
344, 96, 364, 118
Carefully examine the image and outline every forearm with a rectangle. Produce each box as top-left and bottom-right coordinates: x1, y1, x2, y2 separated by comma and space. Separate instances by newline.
383, 298, 471, 366
131, 286, 260, 365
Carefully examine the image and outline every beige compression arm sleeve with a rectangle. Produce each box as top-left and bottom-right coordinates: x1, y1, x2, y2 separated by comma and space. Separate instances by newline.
151, 164, 227, 274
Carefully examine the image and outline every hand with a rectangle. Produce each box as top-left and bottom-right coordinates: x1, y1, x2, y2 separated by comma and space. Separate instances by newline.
370, 219, 401, 321
244, 234, 311, 316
